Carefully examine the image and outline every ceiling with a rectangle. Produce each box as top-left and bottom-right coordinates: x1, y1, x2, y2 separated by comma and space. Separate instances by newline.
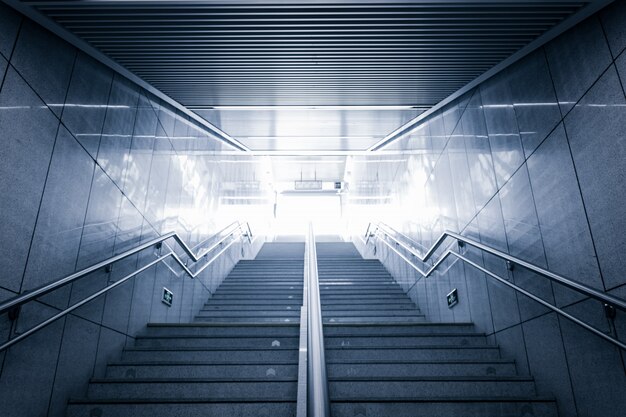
195, 107, 420, 150
16, 0, 597, 151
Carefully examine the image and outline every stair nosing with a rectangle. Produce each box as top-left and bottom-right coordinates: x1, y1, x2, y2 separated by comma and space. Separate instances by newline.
328, 375, 534, 382
327, 395, 556, 403
68, 397, 297, 404
90, 377, 298, 383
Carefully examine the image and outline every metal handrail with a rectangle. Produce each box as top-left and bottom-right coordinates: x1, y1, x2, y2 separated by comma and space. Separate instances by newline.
306, 223, 331, 417
0, 220, 253, 352
364, 222, 626, 351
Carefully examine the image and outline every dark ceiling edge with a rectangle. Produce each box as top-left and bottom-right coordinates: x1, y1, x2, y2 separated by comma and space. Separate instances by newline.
1, 0, 251, 152
368, 0, 615, 152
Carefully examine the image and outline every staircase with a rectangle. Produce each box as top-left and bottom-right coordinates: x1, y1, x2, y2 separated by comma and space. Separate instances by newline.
66, 243, 304, 417
317, 242, 559, 417
66, 241, 558, 417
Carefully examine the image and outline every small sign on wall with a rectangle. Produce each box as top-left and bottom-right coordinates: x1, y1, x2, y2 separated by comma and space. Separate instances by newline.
162, 287, 173, 307
447, 288, 458, 308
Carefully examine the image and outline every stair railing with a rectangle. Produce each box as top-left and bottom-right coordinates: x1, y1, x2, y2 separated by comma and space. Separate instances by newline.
304, 222, 331, 417
0, 220, 254, 352
363, 221, 626, 351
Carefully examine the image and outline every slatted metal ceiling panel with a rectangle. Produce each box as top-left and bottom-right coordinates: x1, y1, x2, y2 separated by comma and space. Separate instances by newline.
22, 1, 586, 108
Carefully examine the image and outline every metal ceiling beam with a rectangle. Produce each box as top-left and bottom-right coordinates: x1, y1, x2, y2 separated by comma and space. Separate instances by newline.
6, 0, 611, 152
1, 0, 251, 152
368, 0, 614, 150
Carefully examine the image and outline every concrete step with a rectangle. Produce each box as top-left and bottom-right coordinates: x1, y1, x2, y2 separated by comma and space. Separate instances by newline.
323, 316, 426, 324
323, 322, 476, 335
67, 399, 296, 417
320, 281, 402, 290
228, 270, 303, 273
144, 323, 300, 337
324, 333, 487, 347
321, 304, 416, 311
202, 304, 301, 311
328, 376, 536, 398
320, 292, 406, 299
218, 285, 303, 290
320, 294, 408, 300
319, 284, 402, 290
87, 378, 297, 400
226, 275, 303, 279
321, 299, 414, 306
135, 335, 300, 349
106, 361, 298, 379
220, 281, 303, 285
319, 290, 405, 296
194, 316, 299, 324
195, 310, 301, 318
317, 279, 395, 283
319, 272, 390, 276
205, 299, 302, 305
122, 347, 298, 362
210, 295, 303, 301
209, 295, 303, 301
318, 269, 389, 272
326, 359, 517, 378
321, 310, 423, 318
329, 397, 558, 417
326, 345, 501, 361
214, 289, 302, 294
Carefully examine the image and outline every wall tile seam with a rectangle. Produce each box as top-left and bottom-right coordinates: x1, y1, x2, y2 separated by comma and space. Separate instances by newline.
553, 312, 615, 413
5, 58, 204, 266
431, 97, 607, 288
0, 12, 22, 94
384, 234, 625, 351
2, 54, 225, 253
500, 56, 562, 318
0, 55, 158, 260
402, 89, 477, 190
2, 295, 141, 344
549, 60, 618, 292
395, 31, 625, 215
89, 75, 138, 380
377, 221, 620, 388
94, 72, 142, 170
0, 285, 18, 297
147, 99, 183, 158
45, 314, 85, 415
611, 50, 626, 97
70, 61, 117, 274
0, 60, 239, 355
15, 51, 79, 296
508, 160, 557, 316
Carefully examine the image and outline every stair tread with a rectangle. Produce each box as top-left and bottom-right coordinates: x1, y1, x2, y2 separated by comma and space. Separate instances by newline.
69, 397, 297, 404
328, 375, 533, 381
326, 344, 498, 350
109, 360, 299, 366
325, 332, 485, 337
324, 322, 474, 327
326, 358, 513, 364
69, 245, 553, 416
91, 377, 297, 383
136, 334, 300, 339
147, 322, 299, 327
328, 395, 556, 402
125, 346, 297, 352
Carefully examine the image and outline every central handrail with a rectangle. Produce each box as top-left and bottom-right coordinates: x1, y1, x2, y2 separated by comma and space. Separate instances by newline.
306, 223, 331, 417
0, 220, 253, 352
364, 221, 626, 351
